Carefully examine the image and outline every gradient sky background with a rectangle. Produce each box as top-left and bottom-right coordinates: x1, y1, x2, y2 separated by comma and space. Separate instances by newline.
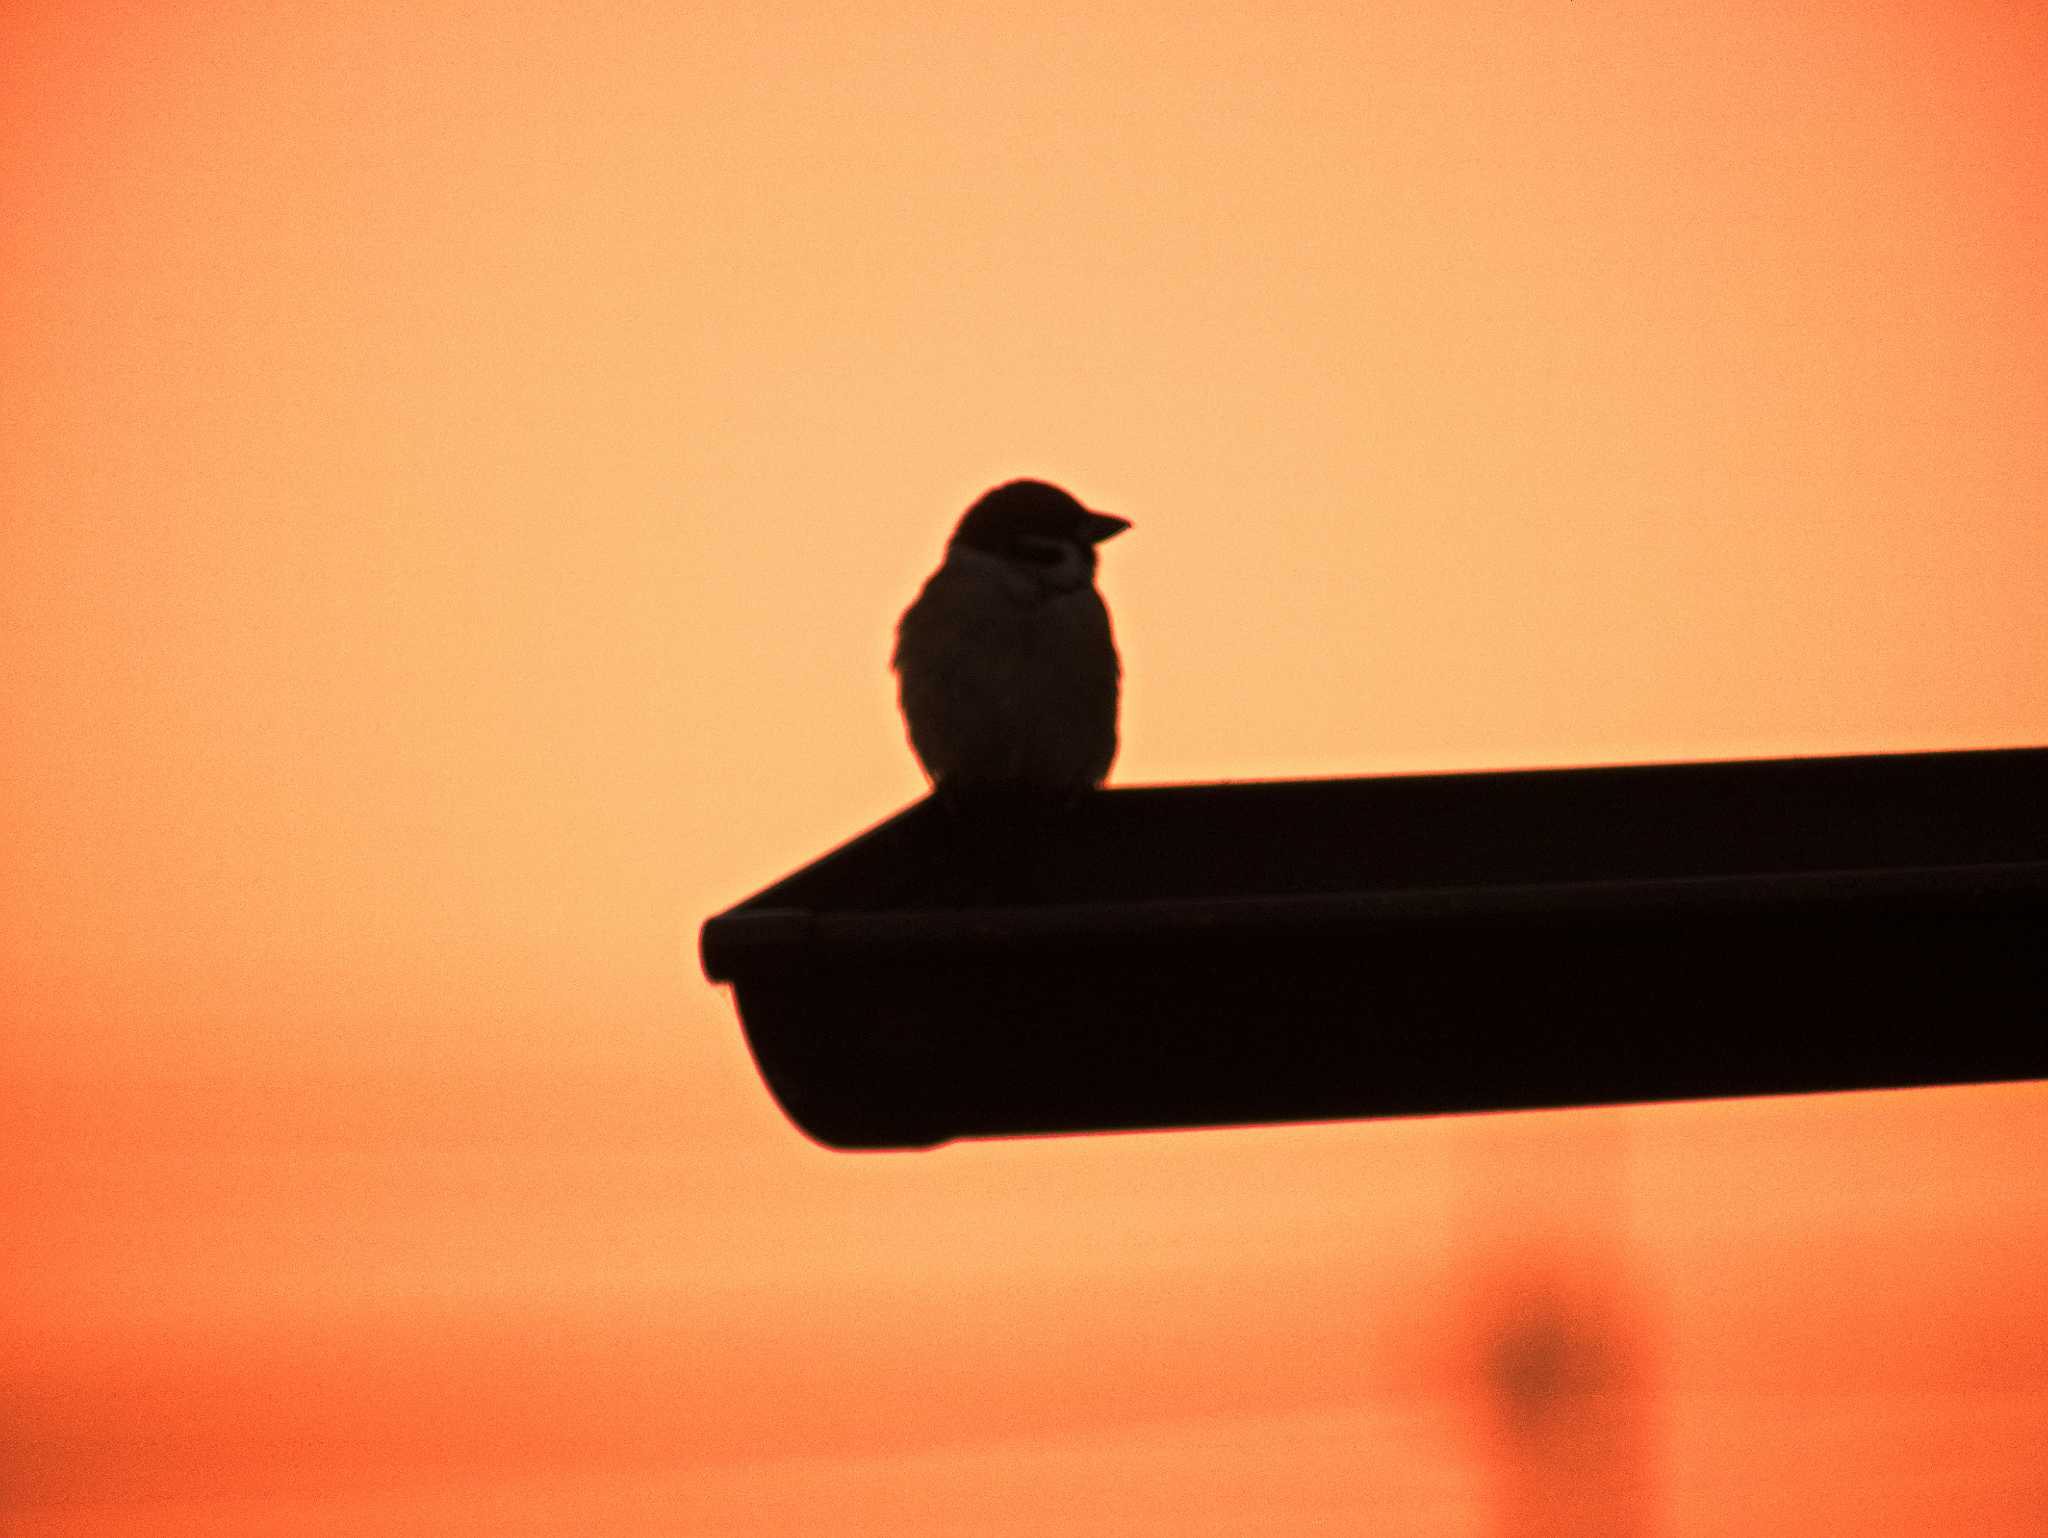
4, 3, 2047, 1534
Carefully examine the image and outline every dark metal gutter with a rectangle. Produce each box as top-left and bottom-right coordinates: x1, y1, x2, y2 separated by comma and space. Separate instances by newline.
700, 746, 2048, 1149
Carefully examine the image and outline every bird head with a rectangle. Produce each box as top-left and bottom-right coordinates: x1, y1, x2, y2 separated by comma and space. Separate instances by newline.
949, 480, 1130, 589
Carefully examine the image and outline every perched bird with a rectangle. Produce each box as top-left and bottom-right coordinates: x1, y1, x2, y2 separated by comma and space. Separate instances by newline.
894, 479, 1130, 797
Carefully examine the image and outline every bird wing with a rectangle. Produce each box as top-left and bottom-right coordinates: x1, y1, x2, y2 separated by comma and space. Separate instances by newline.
893, 560, 1022, 785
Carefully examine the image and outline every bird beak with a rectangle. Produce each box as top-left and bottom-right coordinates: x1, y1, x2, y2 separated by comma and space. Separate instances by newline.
1084, 512, 1131, 544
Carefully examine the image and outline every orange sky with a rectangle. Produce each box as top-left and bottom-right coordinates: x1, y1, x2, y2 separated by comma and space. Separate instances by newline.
4, 3, 2046, 1534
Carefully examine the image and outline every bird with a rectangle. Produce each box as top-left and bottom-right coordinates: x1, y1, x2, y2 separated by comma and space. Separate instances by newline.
893, 479, 1130, 799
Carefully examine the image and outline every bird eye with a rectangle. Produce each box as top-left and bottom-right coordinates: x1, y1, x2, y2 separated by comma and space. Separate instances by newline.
1014, 535, 1069, 566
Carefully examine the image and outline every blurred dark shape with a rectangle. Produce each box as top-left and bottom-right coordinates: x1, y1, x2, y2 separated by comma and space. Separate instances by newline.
1474, 1261, 1658, 1538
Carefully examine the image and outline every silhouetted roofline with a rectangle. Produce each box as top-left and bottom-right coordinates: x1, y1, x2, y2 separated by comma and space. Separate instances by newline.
701, 746, 2048, 1149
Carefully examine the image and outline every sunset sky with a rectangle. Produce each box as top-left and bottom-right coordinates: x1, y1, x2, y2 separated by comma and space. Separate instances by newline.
4, 3, 2046, 1533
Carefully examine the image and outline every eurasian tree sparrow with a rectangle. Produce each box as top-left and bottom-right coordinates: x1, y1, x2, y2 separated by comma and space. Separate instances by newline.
893, 480, 1130, 797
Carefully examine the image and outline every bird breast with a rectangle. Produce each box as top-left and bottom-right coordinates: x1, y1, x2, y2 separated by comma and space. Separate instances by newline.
893, 546, 1121, 790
